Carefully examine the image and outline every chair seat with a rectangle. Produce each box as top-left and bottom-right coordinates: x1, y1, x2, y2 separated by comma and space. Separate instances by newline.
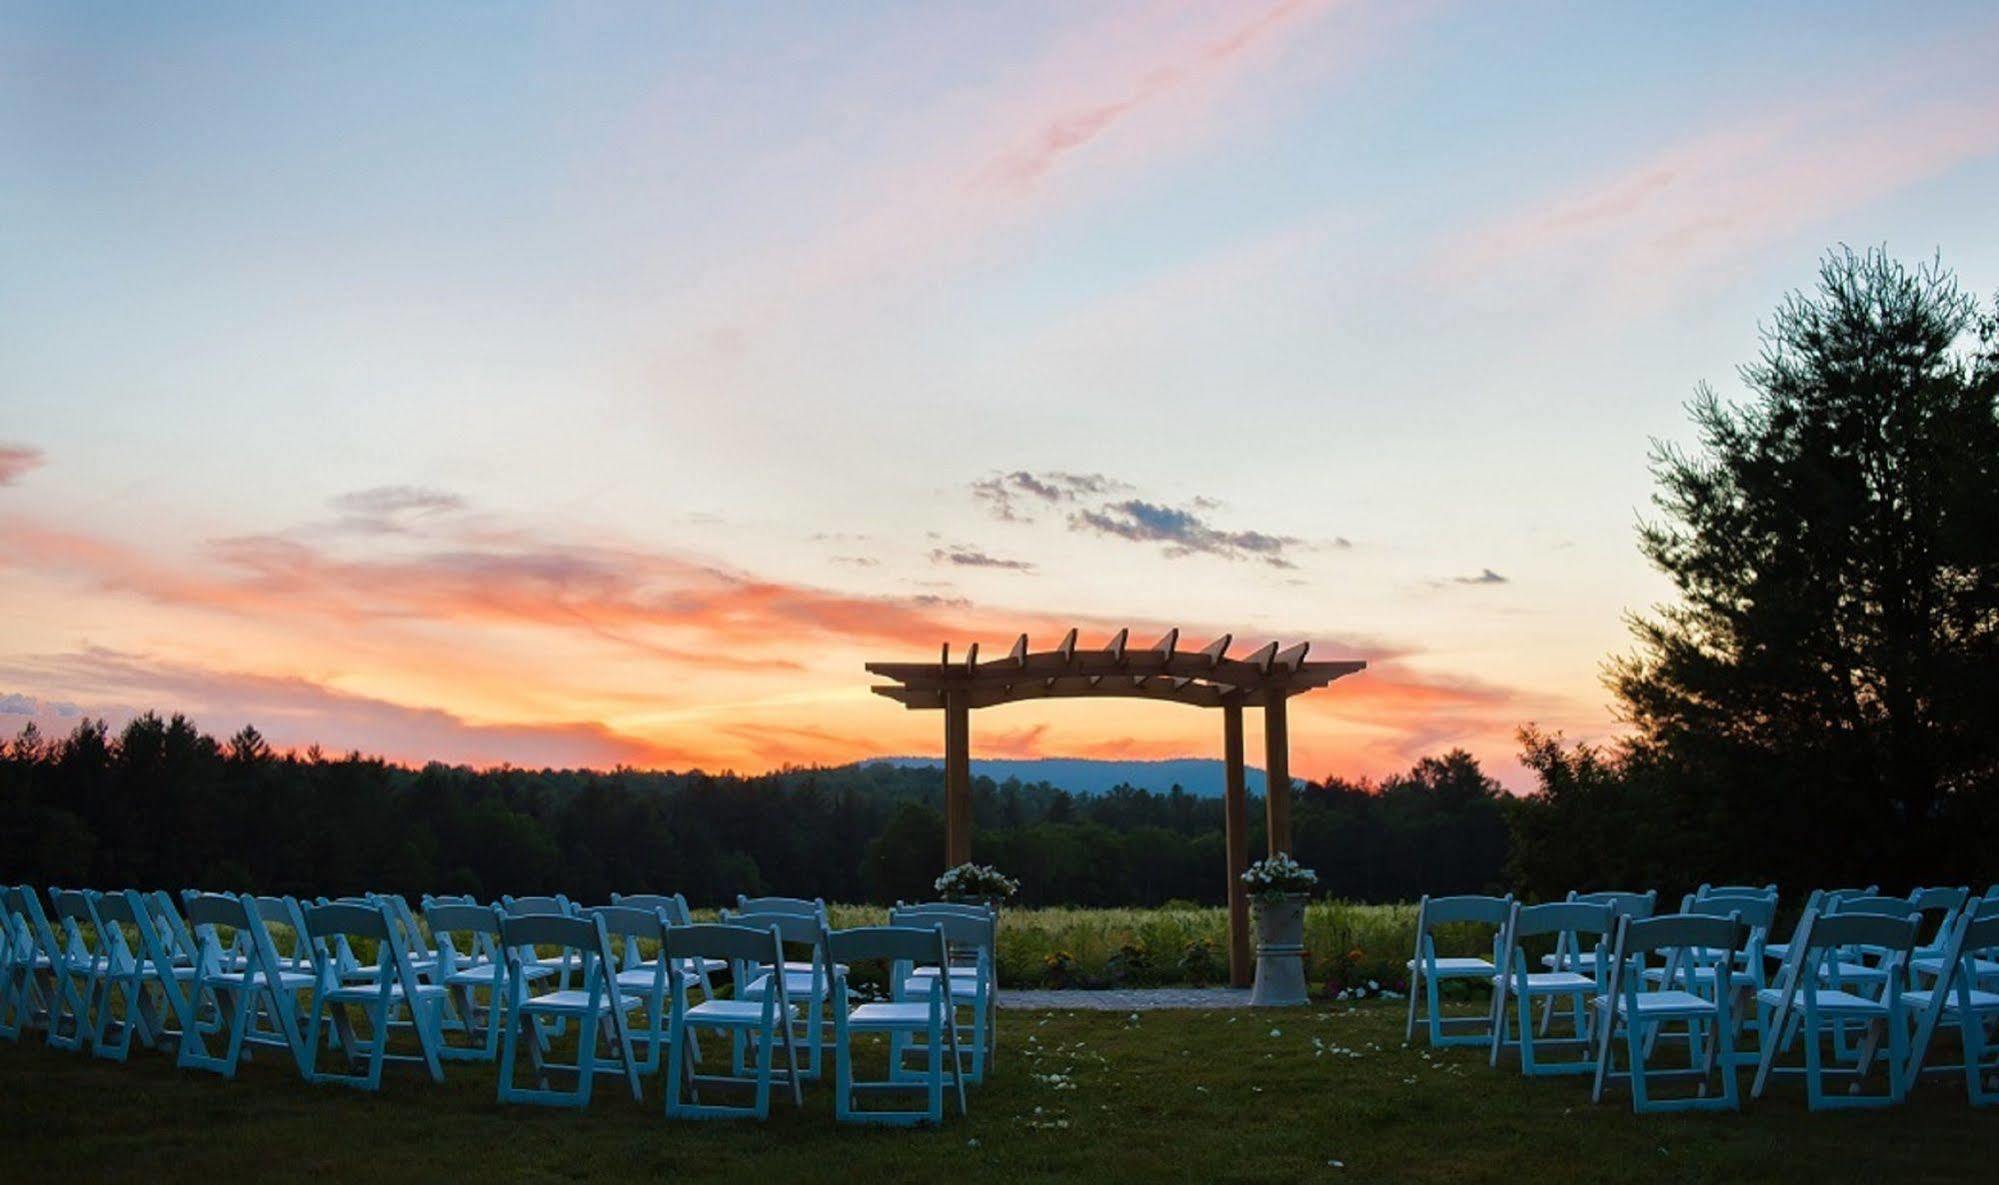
134, 960, 200, 980
1910, 955, 1999, 979
324, 981, 446, 1005
613, 968, 678, 992
630, 956, 728, 978
902, 976, 983, 1001
1539, 953, 1607, 971
207, 968, 316, 992
1641, 964, 1732, 986
847, 1002, 942, 1031
685, 999, 797, 1027
742, 971, 825, 1001
1754, 986, 1886, 1017
1598, 990, 1714, 1018
1495, 971, 1595, 993
1408, 957, 1494, 978
520, 989, 644, 1016
1899, 987, 1999, 1015
445, 963, 553, 987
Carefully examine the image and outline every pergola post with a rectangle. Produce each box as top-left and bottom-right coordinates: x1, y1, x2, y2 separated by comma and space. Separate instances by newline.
1263, 692, 1292, 856
1222, 699, 1251, 988
943, 688, 972, 867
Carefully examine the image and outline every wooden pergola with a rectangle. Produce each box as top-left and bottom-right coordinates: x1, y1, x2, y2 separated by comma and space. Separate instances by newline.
867, 628, 1365, 987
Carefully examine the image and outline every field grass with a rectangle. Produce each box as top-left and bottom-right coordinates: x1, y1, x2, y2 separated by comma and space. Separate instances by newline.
2, 999, 1992, 1185
821, 902, 1437, 990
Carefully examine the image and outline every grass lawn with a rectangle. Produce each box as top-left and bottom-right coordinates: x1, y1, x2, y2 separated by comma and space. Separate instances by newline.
1, 1000, 1990, 1185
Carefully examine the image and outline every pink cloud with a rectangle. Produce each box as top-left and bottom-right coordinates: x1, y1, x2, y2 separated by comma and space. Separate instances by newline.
1440, 42, 1999, 305
0, 443, 45, 487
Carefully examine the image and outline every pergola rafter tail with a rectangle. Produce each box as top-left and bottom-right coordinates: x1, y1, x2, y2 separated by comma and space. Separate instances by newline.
864, 627, 1366, 989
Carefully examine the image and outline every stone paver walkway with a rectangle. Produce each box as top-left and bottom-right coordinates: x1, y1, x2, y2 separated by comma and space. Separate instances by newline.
999, 988, 1253, 1011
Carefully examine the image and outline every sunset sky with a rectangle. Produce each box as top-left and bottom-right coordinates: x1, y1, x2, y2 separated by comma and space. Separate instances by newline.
5, 2, 1998, 787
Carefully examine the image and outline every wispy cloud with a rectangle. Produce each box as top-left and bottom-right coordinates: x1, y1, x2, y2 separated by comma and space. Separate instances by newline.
1449, 568, 1507, 586
1440, 32, 1999, 305
0, 444, 45, 487
1068, 498, 1300, 567
327, 485, 467, 534
970, 470, 1123, 522
930, 546, 1035, 572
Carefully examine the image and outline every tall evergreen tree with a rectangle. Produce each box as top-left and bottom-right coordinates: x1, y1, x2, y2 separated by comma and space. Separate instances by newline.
1611, 247, 1999, 885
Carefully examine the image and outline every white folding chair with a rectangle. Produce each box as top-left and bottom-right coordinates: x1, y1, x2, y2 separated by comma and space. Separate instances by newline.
829, 924, 967, 1126
727, 909, 834, 1080
891, 905, 995, 1082
1901, 909, 1999, 1105
424, 900, 552, 1062
299, 899, 448, 1091
1591, 912, 1746, 1113
496, 912, 642, 1109
663, 922, 803, 1121
1404, 893, 1511, 1047
176, 893, 315, 1079
1751, 907, 1917, 1109
586, 904, 678, 1076
1490, 900, 1614, 1076
83, 888, 198, 1061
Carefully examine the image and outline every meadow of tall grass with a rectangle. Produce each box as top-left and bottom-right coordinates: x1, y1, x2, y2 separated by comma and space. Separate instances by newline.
821, 900, 1485, 991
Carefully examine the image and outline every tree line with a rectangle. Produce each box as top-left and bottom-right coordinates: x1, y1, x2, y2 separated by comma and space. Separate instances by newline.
0, 714, 1511, 906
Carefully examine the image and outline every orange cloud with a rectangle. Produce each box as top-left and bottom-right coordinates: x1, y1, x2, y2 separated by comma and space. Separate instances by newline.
0, 501, 1564, 783
0, 647, 684, 770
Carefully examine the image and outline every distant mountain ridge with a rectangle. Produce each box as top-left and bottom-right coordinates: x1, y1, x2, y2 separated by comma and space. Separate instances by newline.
862, 756, 1269, 798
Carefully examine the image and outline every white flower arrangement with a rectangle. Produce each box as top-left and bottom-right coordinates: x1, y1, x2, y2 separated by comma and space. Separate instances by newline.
934, 861, 1019, 901
1240, 852, 1318, 902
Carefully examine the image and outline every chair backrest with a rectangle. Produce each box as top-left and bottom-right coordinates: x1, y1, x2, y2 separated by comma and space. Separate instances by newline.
424, 900, 503, 976
1908, 886, 1969, 913
1828, 894, 1920, 919
588, 904, 669, 943
664, 921, 787, 968
828, 924, 951, 970
724, 909, 828, 951
1697, 883, 1777, 899
735, 895, 825, 918
1512, 900, 1615, 941
609, 893, 693, 925
1416, 893, 1511, 927
185, 892, 289, 978
889, 906, 995, 952
1683, 893, 1775, 929
302, 900, 419, 991
1614, 912, 1747, 985
1805, 910, 1921, 958
50, 888, 100, 963
501, 894, 573, 917
252, 894, 313, 969
1569, 890, 1658, 919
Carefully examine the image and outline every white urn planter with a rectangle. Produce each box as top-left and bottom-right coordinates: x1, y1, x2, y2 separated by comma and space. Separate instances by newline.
1249, 893, 1310, 1007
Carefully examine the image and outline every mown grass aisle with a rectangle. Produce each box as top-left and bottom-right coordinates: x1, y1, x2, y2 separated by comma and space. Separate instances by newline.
1, 1001, 1990, 1184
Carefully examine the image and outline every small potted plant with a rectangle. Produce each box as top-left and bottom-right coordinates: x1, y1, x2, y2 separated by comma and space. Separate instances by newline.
934, 862, 1019, 913
1241, 852, 1317, 1006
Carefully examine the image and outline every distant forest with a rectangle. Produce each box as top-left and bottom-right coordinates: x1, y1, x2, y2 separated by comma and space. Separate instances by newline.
0, 714, 1509, 906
